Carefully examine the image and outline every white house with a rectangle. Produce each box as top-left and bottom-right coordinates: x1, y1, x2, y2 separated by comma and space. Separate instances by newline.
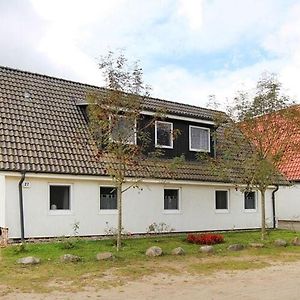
0, 66, 277, 240
275, 124, 300, 230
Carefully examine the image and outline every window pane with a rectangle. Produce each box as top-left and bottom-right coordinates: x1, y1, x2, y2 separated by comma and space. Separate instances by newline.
50, 186, 70, 210
190, 127, 209, 151
215, 191, 228, 210
100, 187, 117, 209
164, 189, 179, 210
156, 122, 172, 147
244, 192, 256, 209
111, 116, 135, 144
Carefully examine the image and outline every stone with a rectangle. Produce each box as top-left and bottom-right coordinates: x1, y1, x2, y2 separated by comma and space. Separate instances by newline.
228, 244, 244, 251
171, 247, 185, 255
274, 239, 287, 247
249, 243, 264, 248
145, 246, 163, 257
60, 254, 81, 262
291, 237, 300, 246
96, 252, 114, 261
16, 256, 40, 265
200, 245, 214, 253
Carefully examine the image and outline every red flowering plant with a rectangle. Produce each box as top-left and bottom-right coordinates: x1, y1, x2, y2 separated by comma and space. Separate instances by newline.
187, 233, 224, 245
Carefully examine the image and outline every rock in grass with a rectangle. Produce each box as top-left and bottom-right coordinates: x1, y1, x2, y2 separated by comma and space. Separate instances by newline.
96, 252, 114, 261
274, 239, 287, 247
249, 243, 264, 248
60, 254, 81, 263
200, 245, 214, 253
171, 247, 185, 255
291, 237, 300, 246
17, 256, 40, 265
228, 244, 244, 251
145, 246, 163, 257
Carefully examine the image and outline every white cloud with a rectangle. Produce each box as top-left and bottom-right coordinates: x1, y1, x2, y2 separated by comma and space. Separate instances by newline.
1, 0, 300, 109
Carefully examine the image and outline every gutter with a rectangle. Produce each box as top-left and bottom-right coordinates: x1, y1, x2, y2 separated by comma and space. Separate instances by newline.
18, 171, 26, 241
272, 185, 279, 229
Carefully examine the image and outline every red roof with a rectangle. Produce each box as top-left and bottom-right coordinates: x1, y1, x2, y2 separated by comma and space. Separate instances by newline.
278, 116, 300, 181
241, 105, 300, 182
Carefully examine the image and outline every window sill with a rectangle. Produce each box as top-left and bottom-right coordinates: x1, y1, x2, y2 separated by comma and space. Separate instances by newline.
99, 210, 118, 215
215, 209, 230, 214
155, 145, 173, 149
189, 148, 210, 152
48, 210, 73, 216
243, 209, 257, 213
162, 210, 182, 215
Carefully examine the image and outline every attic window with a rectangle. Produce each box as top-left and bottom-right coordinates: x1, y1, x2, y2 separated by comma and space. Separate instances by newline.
189, 126, 210, 152
155, 121, 173, 149
110, 115, 136, 144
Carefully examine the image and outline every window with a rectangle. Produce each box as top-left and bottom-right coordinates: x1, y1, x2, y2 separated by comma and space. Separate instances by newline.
110, 115, 136, 144
164, 189, 179, 210
189, 126, 210, 152
155, 121, 173, 148
215, 190, 229, 211
49, 185, 70, 210
244, 191, 256, 210
100, 187, 117, 210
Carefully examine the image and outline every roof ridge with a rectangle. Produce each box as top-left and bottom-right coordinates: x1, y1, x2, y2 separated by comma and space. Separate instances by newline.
0, 65, 225, 115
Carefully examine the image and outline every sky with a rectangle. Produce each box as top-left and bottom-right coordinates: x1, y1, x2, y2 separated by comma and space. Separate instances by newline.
1, 0, 300, 108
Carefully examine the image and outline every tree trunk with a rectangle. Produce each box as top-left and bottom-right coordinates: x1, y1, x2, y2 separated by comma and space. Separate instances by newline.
116, 183, 122, 251
260, 189, 266, 240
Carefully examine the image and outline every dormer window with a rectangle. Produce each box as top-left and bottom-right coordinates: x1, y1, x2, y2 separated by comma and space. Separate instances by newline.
189, 125, 210, 152
110, 115, 136, 144
155, 121, 173, 149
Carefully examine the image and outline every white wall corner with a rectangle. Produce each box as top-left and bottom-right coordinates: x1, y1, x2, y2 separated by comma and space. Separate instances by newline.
0, 174, 6, 227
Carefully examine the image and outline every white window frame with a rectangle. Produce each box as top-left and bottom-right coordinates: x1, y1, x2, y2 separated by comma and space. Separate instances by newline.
215, 190, 230, 213
243, 191, 257, 213
189, 125, 210, 152
163, 187, 181, 214
155, 121, 173, 149
99, 185, 118, 215
109, 115, 137, 145
48, 183, 72, 215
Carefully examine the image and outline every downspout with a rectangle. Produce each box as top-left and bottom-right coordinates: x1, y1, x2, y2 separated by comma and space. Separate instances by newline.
272, 185, 279, 229
18, 171, 26, 241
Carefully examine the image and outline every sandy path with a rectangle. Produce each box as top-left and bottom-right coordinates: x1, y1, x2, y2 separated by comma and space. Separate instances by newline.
2, 261, 300, 300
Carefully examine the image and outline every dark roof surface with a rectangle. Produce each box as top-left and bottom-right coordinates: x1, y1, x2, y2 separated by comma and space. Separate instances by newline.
0, 65, 282, 183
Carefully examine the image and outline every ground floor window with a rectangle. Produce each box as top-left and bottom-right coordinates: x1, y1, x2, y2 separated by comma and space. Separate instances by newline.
100, 187, 117, 210
49, 185, 70, 210
244, 191, 256, 210
215, 190, 229, 211
164, 189, 179, 210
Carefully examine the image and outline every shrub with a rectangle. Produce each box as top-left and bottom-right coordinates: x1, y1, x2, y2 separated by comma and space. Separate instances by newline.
187, 233, 224, 245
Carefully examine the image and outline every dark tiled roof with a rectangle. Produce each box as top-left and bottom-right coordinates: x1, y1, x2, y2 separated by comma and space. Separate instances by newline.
0, 65, 279, 183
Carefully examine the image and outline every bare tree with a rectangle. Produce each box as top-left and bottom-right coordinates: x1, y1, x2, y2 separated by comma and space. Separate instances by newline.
87, 51, 175, 250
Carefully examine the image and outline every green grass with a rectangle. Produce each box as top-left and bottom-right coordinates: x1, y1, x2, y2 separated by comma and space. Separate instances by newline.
0, 229, 299, 295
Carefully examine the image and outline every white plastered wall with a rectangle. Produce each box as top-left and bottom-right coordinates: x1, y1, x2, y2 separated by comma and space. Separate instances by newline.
0, 173, 5, 227
276, 183, 300, 221
4, 173, 274, 239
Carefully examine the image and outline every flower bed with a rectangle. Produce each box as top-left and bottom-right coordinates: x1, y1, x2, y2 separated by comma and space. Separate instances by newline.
187, 233, 224, 245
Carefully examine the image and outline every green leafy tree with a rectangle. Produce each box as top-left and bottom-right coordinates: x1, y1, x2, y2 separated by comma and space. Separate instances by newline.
211, 72, 300, 239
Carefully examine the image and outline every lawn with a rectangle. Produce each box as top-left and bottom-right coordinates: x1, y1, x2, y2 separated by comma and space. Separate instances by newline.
0, 229, 299, 295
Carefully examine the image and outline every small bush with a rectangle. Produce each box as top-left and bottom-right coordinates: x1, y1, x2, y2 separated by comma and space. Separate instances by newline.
60, 237, 78, 250
187, 233, 224, 245
13, 242, 28, 254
